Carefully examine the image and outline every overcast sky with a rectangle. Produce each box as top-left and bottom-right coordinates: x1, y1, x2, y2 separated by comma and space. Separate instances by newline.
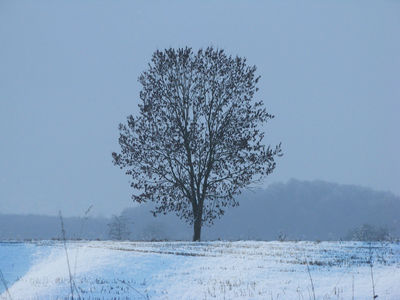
0, 0, 399, 217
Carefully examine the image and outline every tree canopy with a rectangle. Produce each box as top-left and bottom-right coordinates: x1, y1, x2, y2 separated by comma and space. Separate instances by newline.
112, 47, 282, 241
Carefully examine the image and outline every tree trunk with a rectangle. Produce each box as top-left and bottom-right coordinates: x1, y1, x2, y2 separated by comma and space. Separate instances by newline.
193, 217, 202, 241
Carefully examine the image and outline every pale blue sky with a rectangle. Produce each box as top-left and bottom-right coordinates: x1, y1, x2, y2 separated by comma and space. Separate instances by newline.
0, 0, 399, 216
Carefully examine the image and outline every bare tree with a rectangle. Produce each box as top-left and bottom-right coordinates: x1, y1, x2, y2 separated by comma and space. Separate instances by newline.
113, 47, 282, 241
108, 215, 131, 240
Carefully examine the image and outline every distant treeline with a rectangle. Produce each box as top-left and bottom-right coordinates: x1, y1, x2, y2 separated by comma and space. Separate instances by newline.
0, 214, 109, 240
1, 179, 399, 241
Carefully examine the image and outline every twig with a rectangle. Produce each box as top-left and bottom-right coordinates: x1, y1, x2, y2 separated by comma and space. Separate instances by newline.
73, 205, 93, 278
352, 274, 354, 300
370, 262, 376, 299
0, 269, 12, 300
59, 211, 81, 300
368, 242, 377, 300
305, 261, 316, 300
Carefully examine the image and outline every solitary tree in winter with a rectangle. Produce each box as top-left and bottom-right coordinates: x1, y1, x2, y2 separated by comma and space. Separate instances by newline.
112, 47, 282, 241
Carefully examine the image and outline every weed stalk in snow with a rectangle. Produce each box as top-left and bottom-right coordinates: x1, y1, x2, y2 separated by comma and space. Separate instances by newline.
306, 260, 316, 300
370, 263, 376, 299
73, 205, 93, 278
59, 211, 81, 300
368, 242, 377, 300
0, 269, 12, 300
116, 279, 149, 299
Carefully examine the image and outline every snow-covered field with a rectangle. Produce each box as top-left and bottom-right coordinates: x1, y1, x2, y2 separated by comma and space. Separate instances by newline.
0, 240, 399, 299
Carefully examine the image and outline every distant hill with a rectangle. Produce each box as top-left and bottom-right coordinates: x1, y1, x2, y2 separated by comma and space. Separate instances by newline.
1, 179, 399, 240
121, 179, 400, 241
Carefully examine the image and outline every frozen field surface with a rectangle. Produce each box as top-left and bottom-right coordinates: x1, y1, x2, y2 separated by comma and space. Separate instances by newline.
0, 240, 399, 299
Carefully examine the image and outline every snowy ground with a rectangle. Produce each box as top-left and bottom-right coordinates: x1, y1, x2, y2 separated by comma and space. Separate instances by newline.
0, 240, 399, 299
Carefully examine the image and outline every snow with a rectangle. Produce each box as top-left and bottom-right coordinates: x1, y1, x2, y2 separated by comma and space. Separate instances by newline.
1, 241, 399, 299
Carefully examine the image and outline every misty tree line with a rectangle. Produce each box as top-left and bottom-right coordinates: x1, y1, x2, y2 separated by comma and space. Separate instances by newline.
1, 178, 398, 241
107, 211, 393, 242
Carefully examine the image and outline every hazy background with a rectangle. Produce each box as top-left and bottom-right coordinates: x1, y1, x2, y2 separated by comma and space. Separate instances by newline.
0, 0, 399, 217
1, 179, 399, 241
